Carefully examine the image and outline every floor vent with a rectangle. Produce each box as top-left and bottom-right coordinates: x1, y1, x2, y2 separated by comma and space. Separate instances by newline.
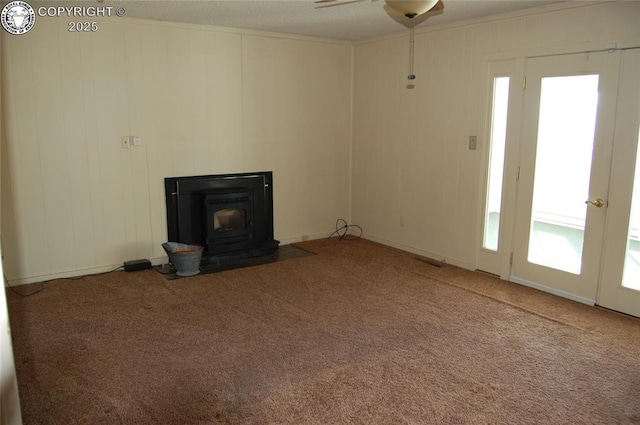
414, 256, 444, 268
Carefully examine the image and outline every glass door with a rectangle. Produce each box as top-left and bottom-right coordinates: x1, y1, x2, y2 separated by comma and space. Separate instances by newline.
598, 49, 640, 317
477, 59, 522, 277
511, 52, 621, 303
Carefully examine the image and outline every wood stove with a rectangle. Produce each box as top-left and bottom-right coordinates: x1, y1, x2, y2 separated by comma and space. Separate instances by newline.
164, 172, 279, 266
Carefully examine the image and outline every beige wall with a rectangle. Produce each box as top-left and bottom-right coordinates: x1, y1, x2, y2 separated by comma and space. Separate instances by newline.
352, 1, 640, 269
1, 18, 352, 283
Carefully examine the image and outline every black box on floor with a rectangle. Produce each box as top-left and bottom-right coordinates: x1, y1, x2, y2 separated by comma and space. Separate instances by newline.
124, 259, 152, 272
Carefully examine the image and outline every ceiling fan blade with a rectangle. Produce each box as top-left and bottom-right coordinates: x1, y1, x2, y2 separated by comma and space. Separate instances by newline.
314, 0, 369, 8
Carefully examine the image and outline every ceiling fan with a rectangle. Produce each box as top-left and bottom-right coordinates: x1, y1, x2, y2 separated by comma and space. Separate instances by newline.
315, 0, 443, 19
315, 0, 445, 88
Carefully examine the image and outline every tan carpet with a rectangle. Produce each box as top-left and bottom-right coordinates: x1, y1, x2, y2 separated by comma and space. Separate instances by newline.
6, 238, 640, 424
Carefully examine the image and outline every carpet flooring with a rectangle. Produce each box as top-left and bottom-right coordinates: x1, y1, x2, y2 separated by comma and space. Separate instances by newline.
6, 238, 640, 424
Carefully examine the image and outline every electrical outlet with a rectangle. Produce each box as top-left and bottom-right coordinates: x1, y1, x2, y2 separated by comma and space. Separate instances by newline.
469, 136, 477, 150
132, 136, 141, 146
121, 136, 131, 149
400, 216, 405, 227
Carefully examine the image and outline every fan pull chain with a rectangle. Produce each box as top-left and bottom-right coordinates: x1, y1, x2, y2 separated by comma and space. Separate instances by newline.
407, 23, 416, 89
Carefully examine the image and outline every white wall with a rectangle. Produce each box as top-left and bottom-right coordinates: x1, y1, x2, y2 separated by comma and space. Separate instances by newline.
352, 1, 640, 269
1, 18, 352, 284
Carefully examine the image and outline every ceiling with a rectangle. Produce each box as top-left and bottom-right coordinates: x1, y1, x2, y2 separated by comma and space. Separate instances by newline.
111, 0, 567, 41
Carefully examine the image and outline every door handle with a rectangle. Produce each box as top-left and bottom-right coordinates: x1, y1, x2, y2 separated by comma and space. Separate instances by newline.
585, 198, 605, 208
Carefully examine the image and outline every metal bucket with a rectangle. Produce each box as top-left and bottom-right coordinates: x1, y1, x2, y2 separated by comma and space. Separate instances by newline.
162, 242, 203, 277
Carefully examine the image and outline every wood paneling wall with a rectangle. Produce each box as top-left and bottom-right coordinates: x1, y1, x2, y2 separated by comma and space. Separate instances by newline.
1, 18, 352, 283
352, 1, 640, 269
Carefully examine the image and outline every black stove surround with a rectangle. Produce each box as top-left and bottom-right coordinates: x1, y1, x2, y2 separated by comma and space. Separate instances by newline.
164, 172, 279, 266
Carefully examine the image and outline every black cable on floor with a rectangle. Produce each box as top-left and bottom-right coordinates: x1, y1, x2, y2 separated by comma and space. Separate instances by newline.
4, 276, 45, 297
4, 266, 124, 298
327, 218, 363, 241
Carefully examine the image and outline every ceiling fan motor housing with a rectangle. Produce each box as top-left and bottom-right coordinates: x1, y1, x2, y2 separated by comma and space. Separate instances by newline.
384, 0, 440, 18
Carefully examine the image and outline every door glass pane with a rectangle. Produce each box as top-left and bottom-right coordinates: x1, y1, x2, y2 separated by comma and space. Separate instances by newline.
622, 126, 640, 291
527, 75, 599, 274
483, 77, 510, 251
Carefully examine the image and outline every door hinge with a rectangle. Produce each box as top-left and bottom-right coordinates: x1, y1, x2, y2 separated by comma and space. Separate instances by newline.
510, 252, 514, 265
522, 76, 527, 90
516, 166, 520, 181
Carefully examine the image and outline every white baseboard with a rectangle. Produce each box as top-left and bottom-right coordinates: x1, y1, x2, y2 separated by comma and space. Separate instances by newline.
6, 235, 473, 286
5, 256, 168, 287
277, 233, 330, 246
362, 234, 476, 272
509, 276, 596, 306
5, 233, 334, 286
6, 235, 335, 286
